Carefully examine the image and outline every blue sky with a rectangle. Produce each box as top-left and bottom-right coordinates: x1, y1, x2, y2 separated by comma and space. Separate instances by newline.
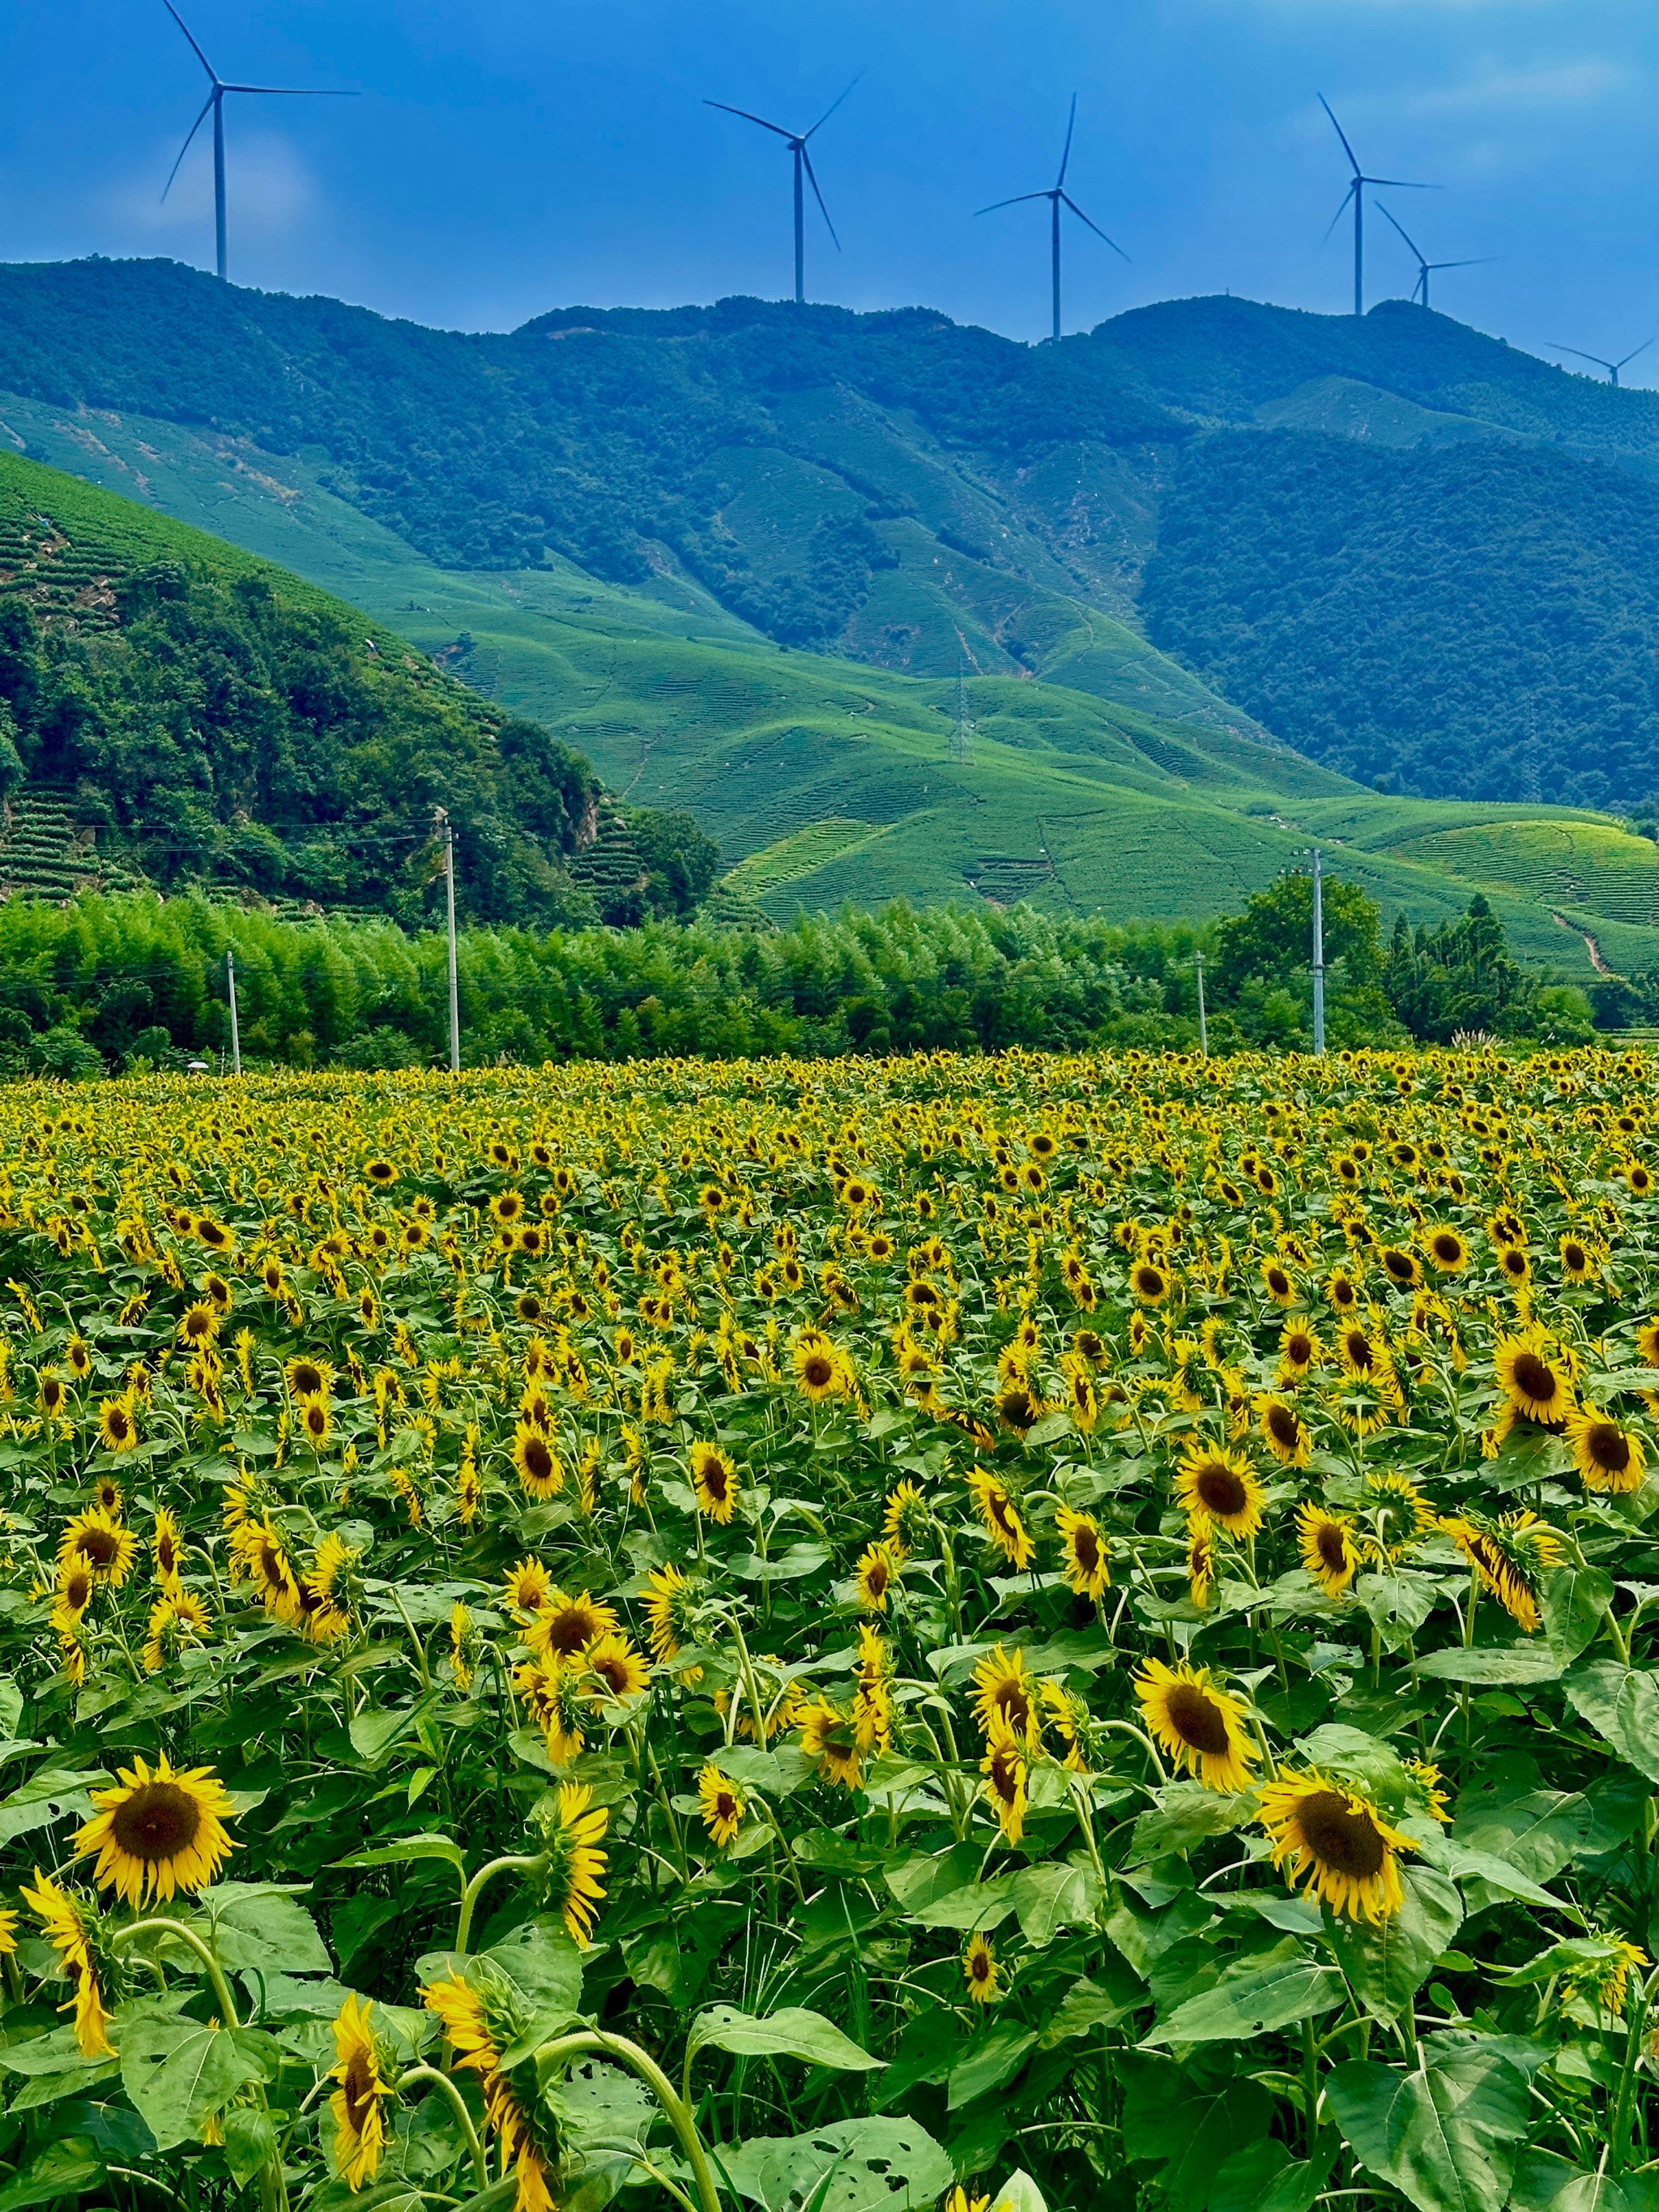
4, 0, 1657, 375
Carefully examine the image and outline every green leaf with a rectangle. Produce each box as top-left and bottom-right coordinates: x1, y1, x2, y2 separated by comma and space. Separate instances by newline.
691, 2005, 883, 2073
1212, 2142, 1327, 2212
1009, 1861, 1100, 1945
1511, 2148, 1648, 2212
718, 2115, 953, 2212
1326, 2040, 1529, 2212
333, 1832, 467, 1875
0, 2137, 104, 2212
1130, 1783, 1252, 1863
0, 1765, 108, 1844
1354, 1572, 1439, 1650
947, 2024, 1037, 2110
117, 2003, 277, 2154
224, 2107, 280, 2190
1411, 1831, 1567, 1911
1563, 1659, 1659, 1783
1142, 1955, 1344, 2046
909, 1874, 1020, 1932
206, 1882, 334, 1975
1541, 1567, 1616, 1668
1040, 1971, 1142, 2046
988, 2172, 1047, 2212
1413, 1646, 1562, 1686
348, 1689, 443, 1768
1119, 2054, 1275, 2212
1326, 1866, 1464, 2026
730, 1545, 831, 1582
1495, 1936, 1626, 1987
484, 1917, 585, 2063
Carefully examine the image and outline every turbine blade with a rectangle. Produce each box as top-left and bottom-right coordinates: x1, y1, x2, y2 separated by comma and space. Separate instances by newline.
801, 145, 840, 248
805, 70, 862, 139
1363, 177, 1438, 190
975, 190, 1052, 215
161, 89, 214, 201
1373, 199, 1423, 263
1320, 180, 1356, 246
160, 0, 216, 83
1428, 258, 1494, 271
703, 99, 795, 139
1056, 92, 1078, 187
1548, 344, 1614, 371
1618, 338, 1656, 369
1318, 94, 1360, 178
1060, 192, 1128, 259
221, 83, 357, 95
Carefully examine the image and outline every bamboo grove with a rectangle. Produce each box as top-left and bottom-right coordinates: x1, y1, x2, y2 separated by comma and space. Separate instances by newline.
0, 1044, 1656, 2212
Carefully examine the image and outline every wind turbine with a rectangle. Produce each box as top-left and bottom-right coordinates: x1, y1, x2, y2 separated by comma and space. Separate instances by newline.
1374, 203, 1491, 310
703, 78, 859, 305
1546, 339, 1655, 388
1319, 96, 1434, 318
977, 96, 1128, 344
160, 0, 355, 284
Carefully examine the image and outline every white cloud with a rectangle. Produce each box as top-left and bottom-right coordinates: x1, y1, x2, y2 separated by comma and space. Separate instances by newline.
103, 130, 316, 241
1403, 58, 1624, 112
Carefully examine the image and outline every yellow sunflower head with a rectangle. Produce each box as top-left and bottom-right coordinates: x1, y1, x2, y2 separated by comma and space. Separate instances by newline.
75, 1753, 237, 1907
1259, 1767, 1414, 1924
1134, 1657, 1259, 1794
1175, 1443, 1266, 1539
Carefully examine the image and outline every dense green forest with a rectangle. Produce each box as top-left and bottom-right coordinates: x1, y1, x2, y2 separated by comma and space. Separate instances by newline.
0, 877, 1591, 1081
0, 446, 717, 927
1141, 431, 1659, 808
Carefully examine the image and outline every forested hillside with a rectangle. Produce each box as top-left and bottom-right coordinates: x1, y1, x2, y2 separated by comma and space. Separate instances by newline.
0, 446, 716, 926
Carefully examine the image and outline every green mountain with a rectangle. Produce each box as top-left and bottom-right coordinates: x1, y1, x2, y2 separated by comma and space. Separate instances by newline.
11, 259, 1659, 980
0, 446, 714, 927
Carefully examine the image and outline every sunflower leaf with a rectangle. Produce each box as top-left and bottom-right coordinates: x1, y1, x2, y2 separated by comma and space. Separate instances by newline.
1141, 1955, 1344, 2046
0, 1765, 109, 1845
1324, 1865, 1464, 2025
1562, 1658, 1659, 1783
715, 2115, 953, 2212
1541, 1568, 1617, 1667
1325, 2039, 1529, 2212
691, 2005, 883, 2072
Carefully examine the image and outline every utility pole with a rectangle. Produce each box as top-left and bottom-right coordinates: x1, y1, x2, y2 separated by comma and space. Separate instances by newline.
436, 808, 460, 1074
1194, 951, 1208, 1057
1310, 848, 1327, 1056
225, 947, 241, 1077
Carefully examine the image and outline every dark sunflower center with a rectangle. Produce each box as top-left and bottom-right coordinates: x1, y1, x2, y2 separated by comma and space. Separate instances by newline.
1512, 1353, 1559, 1404
970, 1950, 992, 1982
292, 1365, 322, 1395
594, 1655, 629, 1693
1196, 1463, 1248, 1518
1503, 1250, 1528, 1275
702, 1463, 730, 1501
64, 1569, 92, 1608
1316, 1523, 1348, 1572
866, 1558, 889, 1593
989, 1745, 1022, 1798
1433, 1236, 1461, 1263
1001, 1390, 1036, 1426
1072, 1527, 1101, 1572
715, 1791, 737, 1822
1587, 1424, 1631, 1472
994, 1682, 1030, 1730
1286, 1334, 1312, 1364
1165, 1683, 1230, 1757
1565, 1244, 1586, 1270
1344, 1332, 1373, 1370
78, 1527, 119, 1567
109, 1780, 203, 1862
1384, 1252, 1412, 1280
804, 1356, 834, 1388
524, 1440, 553, 1482
1269, 1406, 1300, 1447
1136, 1268, 1165, 1296
546, 1609, 595, 1653
1296, 1790, 1386, 1878
1268, 1269, 1290, 1295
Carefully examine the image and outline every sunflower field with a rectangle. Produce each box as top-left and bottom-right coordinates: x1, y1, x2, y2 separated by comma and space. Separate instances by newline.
5, 1045, 1659, 2212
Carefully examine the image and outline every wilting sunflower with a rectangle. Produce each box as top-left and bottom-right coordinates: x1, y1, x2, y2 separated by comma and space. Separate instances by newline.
537, 1780, 609, 1944
972, 1646, 1043, 1748
855, 1540, 899, 1612
1259, 1769, 1414, 1924
1056, 1505, 1111, 1600
963, 1932, 1000, 2005
1494, 1330, 1574, 1426
424, 1975, 554, 2212
58, 1507, 138, 1589
22, 1869, 113, 2058
527, 1588, 618, 1658
512, 1424, 564, 1501
1135, 1658, 1259, 1794
1175, 1443, 1266, 1539
1257, 1394, 1311, 1470
1444, 1509, 1563, 1632
979, 1719, 1029, 1844
689, 1442, 739, 1524
968, 1467, 1036, 1570
799, 1698, 864, 1791
1296, 1504, 1359, 1598
1580, 1936, 1650, 2016
502, 1558, 552, 1621
642, 1561, 701, 1664
1563, 1406, 1646, 1495
329, 1992, 391, 2189
75, 1753, 237, 1906
697, 1763, 746, 1848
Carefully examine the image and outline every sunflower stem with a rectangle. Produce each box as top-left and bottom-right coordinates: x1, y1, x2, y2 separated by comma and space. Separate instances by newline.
454, 1855, 543, 1953
534, 2028, 723, 2212
109, 1917, 240, 2030
393, 2063, 488, 2190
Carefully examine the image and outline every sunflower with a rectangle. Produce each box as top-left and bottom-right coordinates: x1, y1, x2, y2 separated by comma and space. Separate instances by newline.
1056, 1505, 1111, 1599
518, 1655, 587, 1766
884, 1479, 932, 1557
855, 1540, 899, 1612
1260, 1258, 1298, 1307
58, 1507, 138, 1589
1130, 1258, 1171, 1305
1444, 1510, 1563, 1632
972, 1646, 1043, 1749
799, 1698, 864, 1791
1175, 1443, 1265, 1539
36, 1369, 66, 1419
75, 1753, 237, 1906
698, 1763, 746, 1849
423, 1975, 554, 2212
141, 1590, 211, 1674
512, 1424, 564, 1501
285, 1356, 331, 1401
968, 1467, 1035, 1570
1296, 1504, 1359, 1598
1377, 1245, 1422, 1291
298, 1534, 358, 1646
538, 1780, 609, 1944
1638, 1318, 1659, 1370
963, 1932, 1000, 2005
1188, 1524, 1215, 1611
1358, 1469, 1435, 1565
1256, 1394, 1311, 1470
55, 1557, 95, 1621
296, 1394, 332, 1450
1564, 1406, 1647, 1495
21, 1869, 113, 2058
151, 1507, 184, 1587
233, 1518, 299, 1621
689, 1442, 739, 1524
1423, 1225, 1469, 1272
1277, 1321, 1320, 1380
1042, 1681, 1091, 1772
793, 1331, 846, 1403
1494, 1330, 1574, 1425
1559, 1232, 1597, 1283
450, 1601, 478, 1693
502, 1558, 552, 1620
582, 1631, 650, 1702
1326, 1268, 1360, 1313
329, 1992, 391, 2189
1135, 1658, 1258, 1794
527, 1588, 619, 1658
1259, 1769, 1414, 1924
980, 1719, 1028, 1844
642, 1561, 701, 1664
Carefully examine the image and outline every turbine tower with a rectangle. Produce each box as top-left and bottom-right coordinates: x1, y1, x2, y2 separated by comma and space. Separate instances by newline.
161, 0, 355, 284
1546, 339, 1655, 388
1374, 203, 1491, 310
1319, 96, 1433, 318
704, 78, 859, 305
976, 96, 1128, 344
